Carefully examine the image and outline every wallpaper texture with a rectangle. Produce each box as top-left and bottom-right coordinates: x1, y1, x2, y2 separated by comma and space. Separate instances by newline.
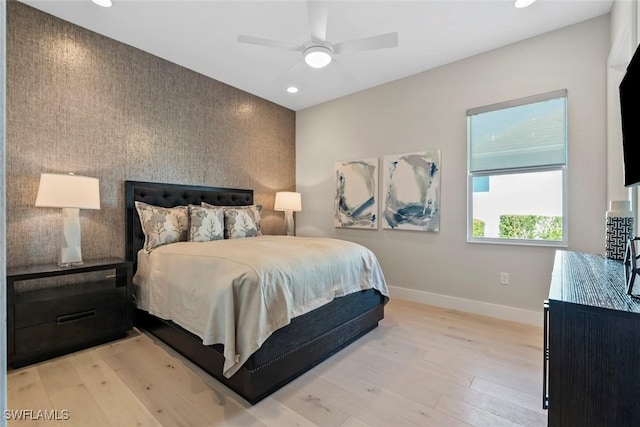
6, 2, 295, 268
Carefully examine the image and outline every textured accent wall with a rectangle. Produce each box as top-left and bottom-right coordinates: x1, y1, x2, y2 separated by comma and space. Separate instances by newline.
6, 2, 295, 268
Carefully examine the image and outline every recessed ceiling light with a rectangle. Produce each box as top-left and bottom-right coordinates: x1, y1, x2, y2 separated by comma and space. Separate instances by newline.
514, 0, 536, 8
287, 87, 299, 94
91, 0, 113, 7
304, 46, 333, 69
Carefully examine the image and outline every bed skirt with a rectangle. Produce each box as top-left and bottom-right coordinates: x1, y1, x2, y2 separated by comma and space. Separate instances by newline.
134, 288, 386, 404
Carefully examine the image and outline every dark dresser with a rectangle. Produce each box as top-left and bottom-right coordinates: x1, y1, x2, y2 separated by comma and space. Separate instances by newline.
545, 250, 640, 426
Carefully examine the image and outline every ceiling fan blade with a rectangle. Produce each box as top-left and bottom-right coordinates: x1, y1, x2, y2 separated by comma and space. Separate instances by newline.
333, 32, 398, 54
237, 35, 302, 52
307, 0, 328, 42
275, 61, 307, 89
325, 58, 358, 85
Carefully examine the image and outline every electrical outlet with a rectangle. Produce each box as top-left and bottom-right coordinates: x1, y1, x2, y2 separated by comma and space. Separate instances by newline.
500, 272, 510, 285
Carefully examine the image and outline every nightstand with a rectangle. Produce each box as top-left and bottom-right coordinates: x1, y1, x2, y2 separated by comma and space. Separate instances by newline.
7, 258, 132, 367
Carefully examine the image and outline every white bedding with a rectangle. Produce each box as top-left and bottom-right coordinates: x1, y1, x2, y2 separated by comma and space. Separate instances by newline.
133, 235, 388, 378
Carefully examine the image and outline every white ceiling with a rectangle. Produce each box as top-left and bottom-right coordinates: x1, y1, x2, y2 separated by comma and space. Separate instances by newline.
21, 0, 613, 111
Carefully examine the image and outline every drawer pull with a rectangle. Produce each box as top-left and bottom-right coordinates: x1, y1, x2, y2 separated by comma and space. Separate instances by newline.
56, 310, 97, 324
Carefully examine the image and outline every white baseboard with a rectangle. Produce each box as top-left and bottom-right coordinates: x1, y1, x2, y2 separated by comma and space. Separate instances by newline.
387, 285, 543, 327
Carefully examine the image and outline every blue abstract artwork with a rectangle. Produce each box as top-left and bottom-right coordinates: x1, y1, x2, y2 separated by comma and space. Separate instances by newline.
383, 150, 441, 232
334, 158, 378, 229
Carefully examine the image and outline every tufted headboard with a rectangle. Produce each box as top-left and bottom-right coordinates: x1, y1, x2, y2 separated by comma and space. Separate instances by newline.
125, 180, 253, 272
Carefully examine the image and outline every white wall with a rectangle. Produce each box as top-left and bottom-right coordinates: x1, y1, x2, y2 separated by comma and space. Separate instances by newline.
296, 15, 610, 323
608, 0, 636, 200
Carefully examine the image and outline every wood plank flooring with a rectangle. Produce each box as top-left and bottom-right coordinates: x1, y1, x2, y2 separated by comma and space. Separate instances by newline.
7, 299, 546, 427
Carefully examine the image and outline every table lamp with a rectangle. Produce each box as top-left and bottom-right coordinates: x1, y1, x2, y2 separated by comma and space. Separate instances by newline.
35, 173, 100, 267
274, 191, 302, 236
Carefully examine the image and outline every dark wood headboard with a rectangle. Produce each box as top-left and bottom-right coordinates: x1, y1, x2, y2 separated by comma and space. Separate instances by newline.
124, 181, 253, 271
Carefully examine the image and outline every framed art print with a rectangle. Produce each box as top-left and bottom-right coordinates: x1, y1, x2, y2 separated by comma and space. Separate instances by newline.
382, 150, 441, 232
334, 158, 378, 229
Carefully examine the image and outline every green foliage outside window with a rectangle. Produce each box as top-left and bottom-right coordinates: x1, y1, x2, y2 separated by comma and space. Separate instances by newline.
499, 215, 562, 240
473, 219, 486, 237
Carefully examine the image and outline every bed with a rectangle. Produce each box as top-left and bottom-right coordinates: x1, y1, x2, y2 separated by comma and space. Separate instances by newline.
125, 180, 388, 404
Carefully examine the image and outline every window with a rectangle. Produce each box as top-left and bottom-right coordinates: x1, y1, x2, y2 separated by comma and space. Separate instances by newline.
467, 90, 567, 245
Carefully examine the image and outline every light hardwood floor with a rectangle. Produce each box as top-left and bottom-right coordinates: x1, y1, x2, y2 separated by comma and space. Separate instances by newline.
7, 299, 546, 427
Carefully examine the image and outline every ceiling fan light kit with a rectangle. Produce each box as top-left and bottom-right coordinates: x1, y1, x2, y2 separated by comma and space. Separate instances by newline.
514, 0, 536, 8
304, 45, 333, 68
91, 0, 113, 7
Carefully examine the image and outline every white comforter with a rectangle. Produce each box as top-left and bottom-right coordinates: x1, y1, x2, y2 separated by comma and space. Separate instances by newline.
134, 235, 388, 377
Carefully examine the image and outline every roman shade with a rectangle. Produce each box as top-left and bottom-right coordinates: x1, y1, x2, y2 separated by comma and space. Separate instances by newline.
467, 89, 567, 173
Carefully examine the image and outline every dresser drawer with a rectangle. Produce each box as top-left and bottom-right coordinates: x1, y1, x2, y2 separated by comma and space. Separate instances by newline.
14, 286, 125, 329
14, 304, 127, 355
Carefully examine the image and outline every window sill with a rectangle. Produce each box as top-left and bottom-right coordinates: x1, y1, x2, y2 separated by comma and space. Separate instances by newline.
467, 237, 568, 248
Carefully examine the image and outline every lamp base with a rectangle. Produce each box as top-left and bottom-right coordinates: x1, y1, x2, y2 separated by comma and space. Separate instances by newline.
60, 207, 83, 267
284, 210, 295, 236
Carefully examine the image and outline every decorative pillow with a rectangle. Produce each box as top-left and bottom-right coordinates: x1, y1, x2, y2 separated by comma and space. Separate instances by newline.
135, 201, 189, 252
202, 203, 262, 239
188, 204, 224, 242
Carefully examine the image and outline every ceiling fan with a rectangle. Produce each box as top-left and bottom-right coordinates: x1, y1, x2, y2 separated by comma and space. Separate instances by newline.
237, 1, 398, 69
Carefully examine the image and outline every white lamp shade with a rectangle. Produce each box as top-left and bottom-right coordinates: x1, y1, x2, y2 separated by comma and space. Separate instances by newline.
274, 192, 302, 212
35, 173, 100, 209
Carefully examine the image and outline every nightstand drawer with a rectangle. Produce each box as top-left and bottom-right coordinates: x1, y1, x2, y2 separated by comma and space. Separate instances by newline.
14, 305, 127, 355
14, 286, 125, 329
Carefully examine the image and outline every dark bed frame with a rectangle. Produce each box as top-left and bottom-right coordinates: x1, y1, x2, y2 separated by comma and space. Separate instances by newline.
125, 180, 386, 404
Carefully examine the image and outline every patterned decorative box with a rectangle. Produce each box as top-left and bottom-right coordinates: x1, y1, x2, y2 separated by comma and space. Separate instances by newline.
606, 200, 634, 260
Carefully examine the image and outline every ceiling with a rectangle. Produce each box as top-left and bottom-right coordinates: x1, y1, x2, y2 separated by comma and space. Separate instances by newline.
20, 0, 613, 111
